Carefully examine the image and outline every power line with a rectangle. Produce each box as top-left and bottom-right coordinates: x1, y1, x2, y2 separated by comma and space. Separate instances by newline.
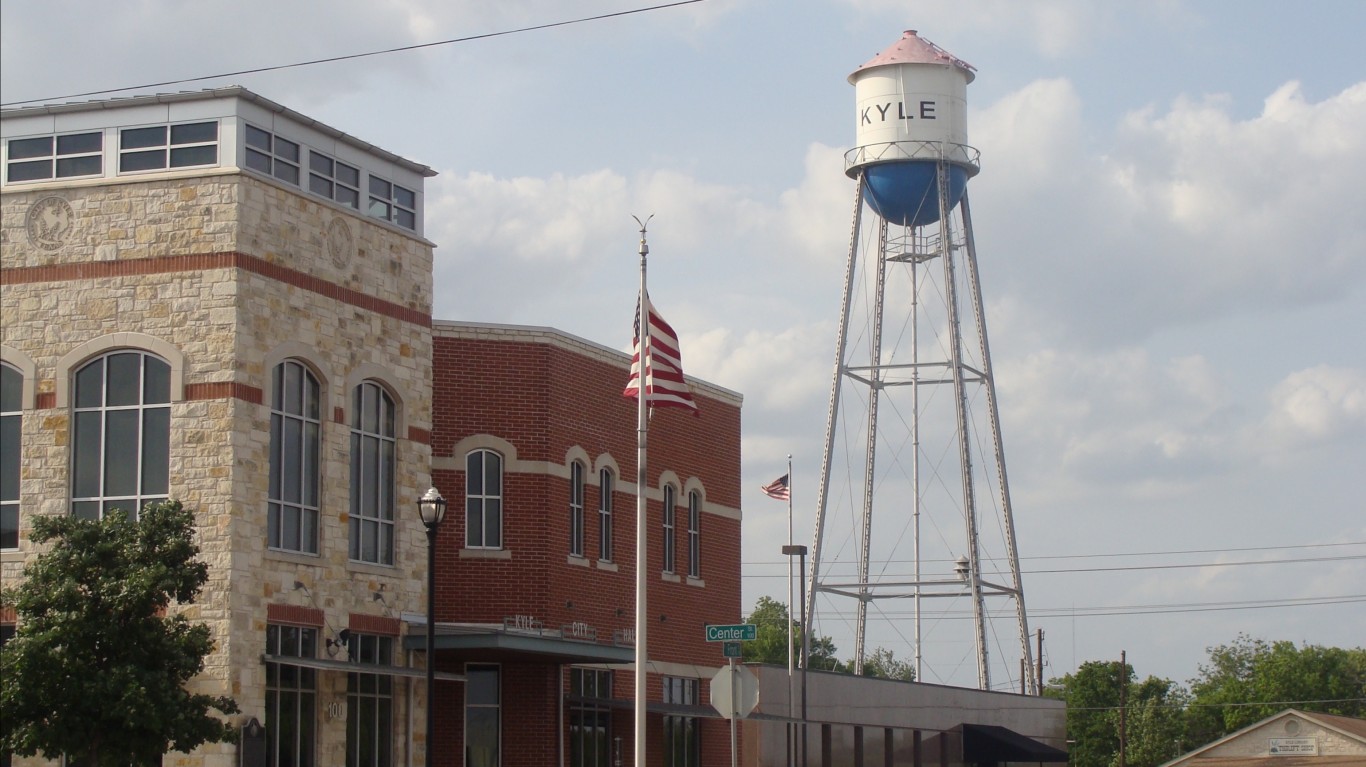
814, 595, 1366, 621
743, 540, 1366, 569
0, 1, 703, 108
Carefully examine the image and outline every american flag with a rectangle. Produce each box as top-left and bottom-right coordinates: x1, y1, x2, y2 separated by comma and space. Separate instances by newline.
760, 474, 790, 501
623, 292, 699, 414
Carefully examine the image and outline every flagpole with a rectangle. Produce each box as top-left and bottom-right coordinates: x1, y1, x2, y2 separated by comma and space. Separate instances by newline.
633, 215, 653, 767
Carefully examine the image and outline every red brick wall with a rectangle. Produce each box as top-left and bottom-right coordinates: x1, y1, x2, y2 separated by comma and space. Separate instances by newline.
430, 329, 743, 764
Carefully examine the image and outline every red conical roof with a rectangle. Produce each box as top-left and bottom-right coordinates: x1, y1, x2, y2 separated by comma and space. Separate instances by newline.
849, 29, 976, 84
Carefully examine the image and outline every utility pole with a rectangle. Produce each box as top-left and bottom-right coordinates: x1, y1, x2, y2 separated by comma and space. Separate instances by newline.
1036, 629, 1044, 694
1118, 650, 1128, 767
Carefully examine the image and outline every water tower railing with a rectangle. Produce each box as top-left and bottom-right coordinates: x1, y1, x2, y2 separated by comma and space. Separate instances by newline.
844, 140, 980, 174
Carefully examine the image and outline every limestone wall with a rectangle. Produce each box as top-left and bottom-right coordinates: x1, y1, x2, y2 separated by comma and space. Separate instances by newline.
1, 168, 434, 766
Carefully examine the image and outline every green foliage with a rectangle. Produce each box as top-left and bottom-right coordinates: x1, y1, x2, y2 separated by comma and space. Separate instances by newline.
1048, 660, 1131, 767
1122, 676, 1190, 767
742, 596, 794, 665
0, 501, 239, 766
739, 596, 910, 678
743, 595, 845, 669
1047, 636, 1366, 767
859, 646, 915, 681
1185, 634, 1366, 744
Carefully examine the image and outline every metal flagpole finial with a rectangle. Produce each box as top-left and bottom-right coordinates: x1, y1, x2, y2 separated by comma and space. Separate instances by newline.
632, 214, 654, 258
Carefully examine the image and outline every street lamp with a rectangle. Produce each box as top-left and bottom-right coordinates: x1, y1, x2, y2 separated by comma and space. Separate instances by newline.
417, 486, 447, 767
782, 544, 808, 767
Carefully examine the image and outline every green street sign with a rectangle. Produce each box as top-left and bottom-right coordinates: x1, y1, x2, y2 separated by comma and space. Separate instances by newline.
705, 624, 756, 642
722, 641, 743, 658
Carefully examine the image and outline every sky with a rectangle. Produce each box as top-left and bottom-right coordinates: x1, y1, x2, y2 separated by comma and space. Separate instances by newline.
4, 0, 1364, 691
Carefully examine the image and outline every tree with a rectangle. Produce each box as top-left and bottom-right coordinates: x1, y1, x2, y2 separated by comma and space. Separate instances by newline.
1186, 634, 1366, 744
742, 595, 842, 670
740, 596, 912, 678
1123, 676, 1190, 767
1045, 660, 1189, 767
859, 646, 916, 681
1046, 660, 1130, 767
0, 501, 238, 766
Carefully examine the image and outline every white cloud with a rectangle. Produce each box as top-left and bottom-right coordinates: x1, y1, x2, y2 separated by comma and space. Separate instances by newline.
1262, 365, 1366, 446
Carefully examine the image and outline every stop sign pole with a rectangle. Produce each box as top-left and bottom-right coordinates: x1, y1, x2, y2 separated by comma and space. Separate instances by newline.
729, 657, 738, 767
706, 624, 757, 767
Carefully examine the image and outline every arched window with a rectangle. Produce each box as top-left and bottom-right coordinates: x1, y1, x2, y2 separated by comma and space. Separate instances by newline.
71, 351, 170, 520
687, 490, 701, 578
268, 359, 320, 554
661, 484, 677, 575
1, 362, 21, 548
569, 461, 585, 557
350, 381, 395, 565
466, 449, 502, 549
598, 469, 614, 562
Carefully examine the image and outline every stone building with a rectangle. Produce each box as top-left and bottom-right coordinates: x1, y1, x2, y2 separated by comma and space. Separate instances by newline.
2, 87, 439, 766
1, 87, 747, 767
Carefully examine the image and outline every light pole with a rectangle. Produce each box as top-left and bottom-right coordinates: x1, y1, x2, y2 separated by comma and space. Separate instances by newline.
783, 544, 808, 767
417, 486, 447, 767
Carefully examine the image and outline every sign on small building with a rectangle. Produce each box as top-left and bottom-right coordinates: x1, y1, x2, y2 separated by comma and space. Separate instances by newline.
1269, 737, 1318, 756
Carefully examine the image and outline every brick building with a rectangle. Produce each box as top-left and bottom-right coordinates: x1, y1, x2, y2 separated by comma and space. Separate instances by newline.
424, 321, 743, 766
1, 87, 744, 766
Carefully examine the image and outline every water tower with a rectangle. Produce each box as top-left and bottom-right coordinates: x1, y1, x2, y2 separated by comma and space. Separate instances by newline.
804, 30, 1035, 693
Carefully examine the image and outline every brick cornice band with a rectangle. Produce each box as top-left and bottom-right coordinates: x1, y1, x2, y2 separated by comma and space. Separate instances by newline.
1, 251, 432, 328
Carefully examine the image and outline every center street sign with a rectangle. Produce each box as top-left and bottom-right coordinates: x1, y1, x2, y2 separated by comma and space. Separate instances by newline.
705, 624, 756, 642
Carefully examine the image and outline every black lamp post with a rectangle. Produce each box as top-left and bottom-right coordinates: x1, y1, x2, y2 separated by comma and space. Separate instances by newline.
782, 544, 809, 767
417, 486, 447, 767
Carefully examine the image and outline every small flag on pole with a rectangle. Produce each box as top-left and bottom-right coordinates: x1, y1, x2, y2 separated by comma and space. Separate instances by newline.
761, 474, 790, 501
624, 292, 699, 414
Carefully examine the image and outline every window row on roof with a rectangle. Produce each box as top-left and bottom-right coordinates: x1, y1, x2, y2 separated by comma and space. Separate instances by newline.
2, 114, 421, 232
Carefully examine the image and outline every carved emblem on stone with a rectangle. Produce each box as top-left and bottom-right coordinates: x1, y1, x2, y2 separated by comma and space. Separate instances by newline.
25, 195, 74, 251
326, 216, 354, 266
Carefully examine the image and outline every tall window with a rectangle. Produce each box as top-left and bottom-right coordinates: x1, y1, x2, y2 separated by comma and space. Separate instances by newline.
569, 461, 585, 557
466, 665, 500, 767
1, 363, 20, 550
266, 624, 317, 767
663, 677, 700, 767
465, 450, 502, 549
71, 351, 170, 521
350, 382, 395, 565
269, 360, 320, 554
597, 469, 613, 562
346, 633, 394, 767
569, 668, 612, 767
661, 484, 676, 574
687, 491, 701, 578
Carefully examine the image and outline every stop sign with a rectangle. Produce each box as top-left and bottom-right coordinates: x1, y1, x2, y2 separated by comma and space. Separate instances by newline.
709, 664, 759, 719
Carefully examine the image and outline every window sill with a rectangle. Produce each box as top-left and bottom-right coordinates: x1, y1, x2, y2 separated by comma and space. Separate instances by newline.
595, 560, 618, 572
460, 548, 512, 560
567, 554, 590, 567
686, 576, 705, 588
661, 572, 681, 583
265, 548, 322, 567
346, 560, 397, 577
